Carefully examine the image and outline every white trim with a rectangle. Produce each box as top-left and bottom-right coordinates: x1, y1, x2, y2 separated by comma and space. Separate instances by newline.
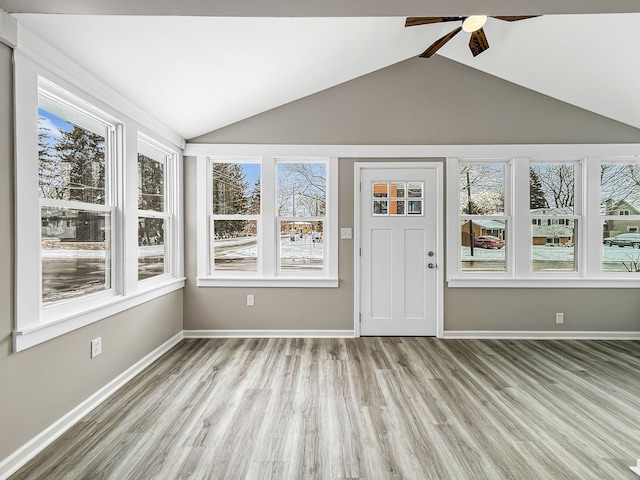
14, 279, 185, 352
16, 23, 185, 149
443, 330, 640, 340
184, 143, 640, 159
196, 277, 338, 288
630, 460, 640, 476
0, 332, 184, 480
447, 278, 640, 288
0, 9, 18, 48
183, 329, 355, 338
353, 162, 444, 339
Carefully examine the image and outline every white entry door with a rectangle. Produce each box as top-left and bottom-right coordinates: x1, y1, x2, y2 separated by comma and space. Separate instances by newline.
359, 164, 441, 336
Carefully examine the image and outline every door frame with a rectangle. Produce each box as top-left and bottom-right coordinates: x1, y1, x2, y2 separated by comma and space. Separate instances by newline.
354, 161, 444, 338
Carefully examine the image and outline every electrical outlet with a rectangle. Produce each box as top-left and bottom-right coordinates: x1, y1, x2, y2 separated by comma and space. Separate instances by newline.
91, 337, 102, 358
555, 313, 564, 325
247, 294, 255, 307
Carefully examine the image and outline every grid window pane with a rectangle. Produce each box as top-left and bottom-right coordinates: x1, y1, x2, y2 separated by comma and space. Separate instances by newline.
280, 220, 324, 271
138, 153, 165, 212
529, 164, 574, 215
213, 219, 258, 271
460, 220, 507, 272
601, 163, 640, 215
212, 163, 261, 215
41, 207, 111, 304
459, 164, 504, 215
531, 219, 576, 272
278, 163, 326, 217
602, 222, 640, 272
38, 106, 107, 205
138, 217, 166, 280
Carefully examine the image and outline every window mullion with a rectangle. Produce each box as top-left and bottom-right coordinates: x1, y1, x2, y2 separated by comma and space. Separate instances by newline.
262, 156, 276, 276
513, 158, 531, 277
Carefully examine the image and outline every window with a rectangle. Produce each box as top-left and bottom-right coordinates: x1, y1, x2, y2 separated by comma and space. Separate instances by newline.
197, 156, 338, 286
601, 161, 640, 273
458, 162, 508, 272
448, 156, 640, 287
138, 139, 175, 282
38, 91, 114, 304
14, 55, 184, 351
371, 181, 424, 216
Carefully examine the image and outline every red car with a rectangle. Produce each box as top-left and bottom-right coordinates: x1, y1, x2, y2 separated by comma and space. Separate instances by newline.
474, 235, 505, 249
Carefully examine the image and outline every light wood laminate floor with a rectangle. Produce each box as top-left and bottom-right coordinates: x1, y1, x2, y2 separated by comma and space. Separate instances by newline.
10, 338, 640, 479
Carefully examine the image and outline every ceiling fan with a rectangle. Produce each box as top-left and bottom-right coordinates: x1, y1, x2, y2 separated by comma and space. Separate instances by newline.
406, 15, 540, 58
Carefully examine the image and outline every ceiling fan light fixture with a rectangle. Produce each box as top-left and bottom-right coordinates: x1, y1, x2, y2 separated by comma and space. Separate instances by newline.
462, 15, 487, 33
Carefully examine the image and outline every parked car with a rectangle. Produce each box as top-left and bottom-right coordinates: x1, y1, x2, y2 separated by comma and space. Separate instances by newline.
603, 233, 640, 248
474, 235, 505, 249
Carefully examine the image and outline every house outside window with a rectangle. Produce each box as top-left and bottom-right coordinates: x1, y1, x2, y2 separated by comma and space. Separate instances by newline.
448, 156, 640, 286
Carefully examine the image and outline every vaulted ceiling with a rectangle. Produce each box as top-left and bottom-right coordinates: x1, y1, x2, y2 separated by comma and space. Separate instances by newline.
2, 0, 640, 141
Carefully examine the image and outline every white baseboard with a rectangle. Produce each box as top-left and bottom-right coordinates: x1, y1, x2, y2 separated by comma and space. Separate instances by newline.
183, 329, 355, 339
0, 331, 184, 480
443, 330, 640, 340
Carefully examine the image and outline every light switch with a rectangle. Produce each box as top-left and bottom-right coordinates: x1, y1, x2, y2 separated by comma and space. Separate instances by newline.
340, 228, 353, 239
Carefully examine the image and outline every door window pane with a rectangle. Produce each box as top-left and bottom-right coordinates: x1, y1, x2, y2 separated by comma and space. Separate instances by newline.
280, 220, 324, 271
41, 207, 111, 304
529, 164, 574, 215
460, 164, 504, 215
213, 219, 258, 271
138, 217, 166, 280
460, 220, 507, 272
373, 182, 388, 198
531, 219, 576, 272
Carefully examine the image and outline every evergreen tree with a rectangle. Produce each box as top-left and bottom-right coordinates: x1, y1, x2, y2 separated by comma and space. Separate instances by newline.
248, 177, 261, 215
54, 126, 106, 241
138, 153, 165, 212
55, 126, 105, 204
529, 167, 548, 210
212, 163, 249, 236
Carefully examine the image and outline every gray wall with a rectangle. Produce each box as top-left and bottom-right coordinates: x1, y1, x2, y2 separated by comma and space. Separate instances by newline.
187, 56, 640, 333
0, 43, 184, 462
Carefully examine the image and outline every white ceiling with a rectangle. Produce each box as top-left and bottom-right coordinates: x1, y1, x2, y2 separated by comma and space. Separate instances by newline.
11, 8, 640, 140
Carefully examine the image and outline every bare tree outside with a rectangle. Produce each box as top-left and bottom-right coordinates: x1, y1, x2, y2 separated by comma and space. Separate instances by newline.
278, 163, 326, 217
529, 164, 574, 212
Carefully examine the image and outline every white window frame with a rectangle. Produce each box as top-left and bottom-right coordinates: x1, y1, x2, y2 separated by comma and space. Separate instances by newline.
196, 155, 338, 287
13, 53, 184, 352
447, 155, 640, 288
136, 135, 179, 286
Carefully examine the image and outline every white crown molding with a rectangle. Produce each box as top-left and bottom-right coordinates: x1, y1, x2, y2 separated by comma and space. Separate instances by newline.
0, 332, 184, 480
0, 9, 17, 48
183, 143, 640, 159
184, 329, 355, 338
15, 23, 185, 149
443, 330, 640, 340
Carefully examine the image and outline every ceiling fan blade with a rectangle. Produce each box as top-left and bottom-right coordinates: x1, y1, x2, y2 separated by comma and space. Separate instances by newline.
419, 26, 463, 58
405, 16, 463, 27
469, 28, 490, 57
491, 15, 541, 22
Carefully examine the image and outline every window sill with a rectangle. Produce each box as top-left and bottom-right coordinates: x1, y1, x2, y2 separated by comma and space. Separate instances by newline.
13, 277, 185, 352
447, 276, 640, 288
196, 276, 339, 288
